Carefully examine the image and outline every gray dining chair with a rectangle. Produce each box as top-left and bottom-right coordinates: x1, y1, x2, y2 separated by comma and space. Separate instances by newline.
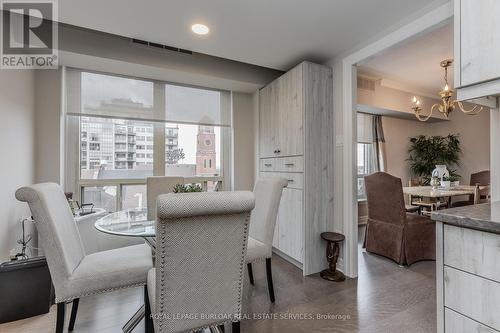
245, 177, 288, 302
146, 191, 255, 333
16, 183, 153, 333
452, 170, 491, 207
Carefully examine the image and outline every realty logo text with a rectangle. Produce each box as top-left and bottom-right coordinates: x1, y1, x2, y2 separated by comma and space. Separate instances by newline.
1, 0, 58, 69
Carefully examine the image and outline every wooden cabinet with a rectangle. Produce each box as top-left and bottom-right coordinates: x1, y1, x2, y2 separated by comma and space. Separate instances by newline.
276, 188, 304, 262
258, 61, 334, 275
259, 65, 303, 157
259, 81, 278, 158
277, 65, 304, 157
436, 222, 500, 332
455, 0, 500, 103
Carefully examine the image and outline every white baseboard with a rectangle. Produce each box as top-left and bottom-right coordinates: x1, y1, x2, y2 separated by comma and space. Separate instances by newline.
272, 247, 303, 270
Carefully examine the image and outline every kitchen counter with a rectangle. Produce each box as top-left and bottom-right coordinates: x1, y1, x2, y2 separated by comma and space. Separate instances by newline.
432, 202, 500, 333
431, 202, 500, 235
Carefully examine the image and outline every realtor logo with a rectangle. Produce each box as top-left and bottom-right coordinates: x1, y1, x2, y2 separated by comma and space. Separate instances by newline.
1, 0, 58, 69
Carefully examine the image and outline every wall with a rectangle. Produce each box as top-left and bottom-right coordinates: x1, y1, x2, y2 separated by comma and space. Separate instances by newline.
34, 69, 64, 184
232, 92, 255, 190
0, 70, 35, 261
381, 116, 430, 183
429, 106, 490, 184
380, 107, 490, 186
59, 23, 282, 93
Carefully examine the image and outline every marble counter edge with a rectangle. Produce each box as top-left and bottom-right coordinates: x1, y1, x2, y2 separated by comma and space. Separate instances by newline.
431, 202, 500, 235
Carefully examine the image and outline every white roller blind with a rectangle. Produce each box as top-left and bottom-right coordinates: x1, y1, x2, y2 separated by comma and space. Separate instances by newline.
65, 68, 231, 127
357, 113, 373, 143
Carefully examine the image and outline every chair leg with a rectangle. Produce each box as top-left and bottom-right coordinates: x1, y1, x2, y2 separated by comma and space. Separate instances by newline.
144, 285, 154, 333
232, 321, 240, 333
68, 298, 79, 331
247, 263, 254, 285
265, 258, 275, 303
56, 302, 65, 333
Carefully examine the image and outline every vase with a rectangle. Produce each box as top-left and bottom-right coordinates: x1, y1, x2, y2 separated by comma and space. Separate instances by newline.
431, 165, 449, 182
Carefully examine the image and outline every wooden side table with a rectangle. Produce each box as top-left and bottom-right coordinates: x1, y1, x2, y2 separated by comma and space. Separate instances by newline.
320, 232, 346, 282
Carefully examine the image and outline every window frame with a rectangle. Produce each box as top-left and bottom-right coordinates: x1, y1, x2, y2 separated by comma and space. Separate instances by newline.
64, 67, 231, 211
356, 142, 375, 200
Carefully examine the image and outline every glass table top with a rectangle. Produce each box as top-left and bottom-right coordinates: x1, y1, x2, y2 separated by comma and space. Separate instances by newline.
94, 208, 155, 237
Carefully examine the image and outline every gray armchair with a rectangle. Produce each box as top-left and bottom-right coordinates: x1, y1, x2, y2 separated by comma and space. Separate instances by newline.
147, 191, 255, 333
15, 183, 153, 333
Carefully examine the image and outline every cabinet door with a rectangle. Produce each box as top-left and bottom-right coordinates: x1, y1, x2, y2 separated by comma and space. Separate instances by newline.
277, 188, 304, 262
277, 65, 303, 156
460, 0, 500, 86
259, 81, 279, 158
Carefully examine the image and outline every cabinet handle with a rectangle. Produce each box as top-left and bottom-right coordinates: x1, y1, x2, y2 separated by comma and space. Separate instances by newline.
284, 163, 295, 166
274, 149, 281, 154
287, 179, 294, 183
264, 163, 272, 167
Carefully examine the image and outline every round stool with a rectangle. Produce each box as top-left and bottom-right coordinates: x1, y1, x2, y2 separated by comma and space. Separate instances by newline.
320, 232, 346, 282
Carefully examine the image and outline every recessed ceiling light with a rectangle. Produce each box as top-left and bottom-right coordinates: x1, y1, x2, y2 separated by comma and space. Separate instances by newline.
191, 24, 209, 35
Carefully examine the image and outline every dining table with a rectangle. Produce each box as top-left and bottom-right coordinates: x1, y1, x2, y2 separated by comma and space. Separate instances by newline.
402, 185, 488, 210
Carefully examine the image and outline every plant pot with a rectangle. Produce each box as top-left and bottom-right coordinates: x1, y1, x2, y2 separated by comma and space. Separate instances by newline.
452, 181, 460, 187
441, 181, 451, 189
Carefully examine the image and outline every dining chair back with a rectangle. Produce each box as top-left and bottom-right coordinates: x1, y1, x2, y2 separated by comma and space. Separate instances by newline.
248, 177, 289, 249
146, 176, 184, 220
149, 191, 255, 333
245, 177, 287, 303
452, 170, 491, 207
365, 172, 406, 226
471, 170, 490, 186
16, 183, 85, 288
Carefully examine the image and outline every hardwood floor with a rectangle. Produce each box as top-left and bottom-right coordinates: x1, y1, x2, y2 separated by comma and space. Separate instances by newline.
0, 227, 436, 333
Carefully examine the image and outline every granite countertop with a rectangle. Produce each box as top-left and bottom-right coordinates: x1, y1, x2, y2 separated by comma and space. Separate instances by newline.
431, 202, 500, 235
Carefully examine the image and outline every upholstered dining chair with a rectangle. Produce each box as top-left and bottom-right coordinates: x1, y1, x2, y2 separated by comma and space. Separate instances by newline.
364, 172, 435, 266
245, 177, 288, 302
452, 170, 491, 207
146, 191, 255, 333
146, 176, 184, 220
15, 183, 153, 333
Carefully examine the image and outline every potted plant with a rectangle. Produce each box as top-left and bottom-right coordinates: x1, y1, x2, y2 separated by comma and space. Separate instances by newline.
407, 134, 462, 185
448, 172, 461, 187
441, 176, 452, 189
172, 183, 203, 193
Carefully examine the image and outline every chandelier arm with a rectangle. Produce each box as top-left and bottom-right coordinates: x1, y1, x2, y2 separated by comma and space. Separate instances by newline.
415, 103, 438, 122
456, 101, 484, 115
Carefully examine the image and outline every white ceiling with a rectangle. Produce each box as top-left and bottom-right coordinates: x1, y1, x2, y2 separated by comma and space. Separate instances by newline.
58, 0, 446, 71
359, 22, 454, 94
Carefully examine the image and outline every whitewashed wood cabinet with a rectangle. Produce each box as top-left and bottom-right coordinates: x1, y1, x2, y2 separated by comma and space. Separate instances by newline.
436, 222, 500, 332
259, 65, 304, 158
258, 61, 334, 275
454, 0, 500, 105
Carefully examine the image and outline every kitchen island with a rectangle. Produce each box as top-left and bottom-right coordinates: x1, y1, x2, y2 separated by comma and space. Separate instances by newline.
432, 203, 500, 333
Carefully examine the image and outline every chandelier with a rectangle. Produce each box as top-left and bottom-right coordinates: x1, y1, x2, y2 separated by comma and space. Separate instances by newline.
411, 59, 483, 122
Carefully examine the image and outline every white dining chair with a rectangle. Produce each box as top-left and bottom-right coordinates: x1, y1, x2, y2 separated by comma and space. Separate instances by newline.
146, 191, 255, 333
15, 183, 153, 333
245, 177, 288, 302
146, 176, 184, 220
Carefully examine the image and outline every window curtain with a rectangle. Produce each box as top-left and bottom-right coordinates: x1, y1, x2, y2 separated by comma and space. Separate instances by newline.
65, 67, 231, 127
372, 115, 386, 172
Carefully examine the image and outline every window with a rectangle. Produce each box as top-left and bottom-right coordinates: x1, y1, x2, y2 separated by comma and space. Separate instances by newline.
79, 117, 154, 180
357, 143, 375, 199
67, 69, 230, 211
165, 123, 221, 176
